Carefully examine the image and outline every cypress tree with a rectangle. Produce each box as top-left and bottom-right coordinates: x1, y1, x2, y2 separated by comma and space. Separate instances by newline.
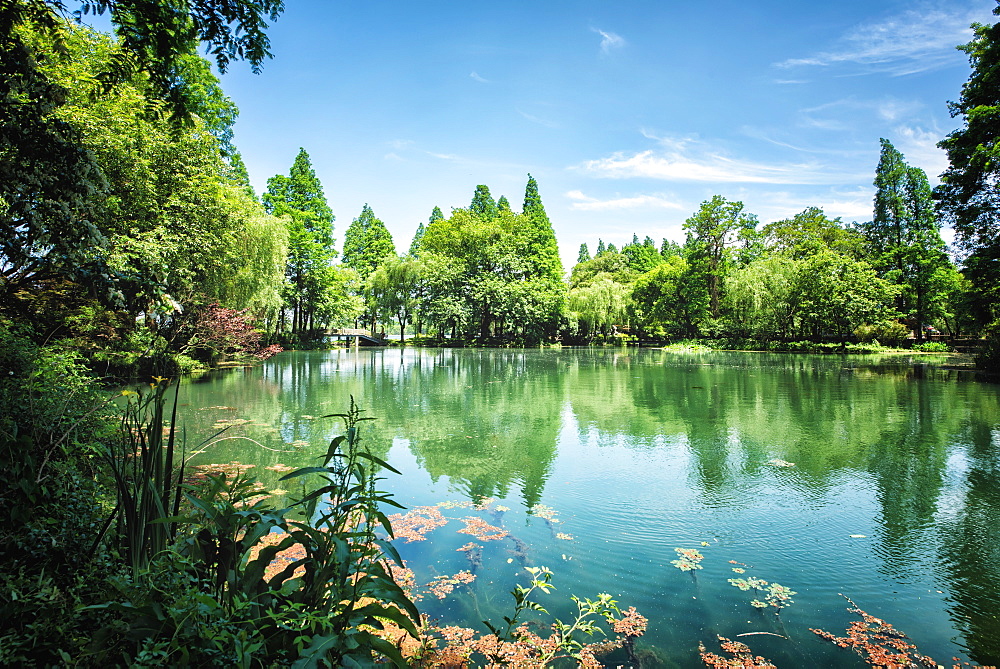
409, 222, 425, 257
497, 195, 511, 213
520, 174, 563, 280
596, 239, 606, 256
263, 148, 335, 335
470, 185, 498, 220
578, 243, 591, 264
342, 204, 396, 279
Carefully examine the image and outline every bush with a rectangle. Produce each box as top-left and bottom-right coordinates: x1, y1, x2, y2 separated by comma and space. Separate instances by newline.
854, 321, 909, 346
913, 341, 951, 353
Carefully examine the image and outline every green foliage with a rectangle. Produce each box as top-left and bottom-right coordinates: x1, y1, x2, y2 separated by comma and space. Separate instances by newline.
913, 340, 951, 352
470, 184, 499, 221
853, 321, 910, 346
684, 195, 759, 319
264, 148, 339, 335
937, 6, 1000, 340
862, 140, 951, 339
421, 204, 566, 343
342, 203, 396, 280
577, 243, 591, 264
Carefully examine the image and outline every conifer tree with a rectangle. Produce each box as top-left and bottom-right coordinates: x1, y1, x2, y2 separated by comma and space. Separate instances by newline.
409, 223, 425, 257
470, 185, 498, 220
497, 195, 511, 213
263, 148, 335, 335
342, 204, 396, 280
596, 239, 606, 256
578, 243, 591, 264
862, 139, 950, 338
520, 174, 563, 280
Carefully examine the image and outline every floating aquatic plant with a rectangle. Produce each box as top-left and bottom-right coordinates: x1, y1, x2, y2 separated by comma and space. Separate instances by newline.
671, 547, 705, 571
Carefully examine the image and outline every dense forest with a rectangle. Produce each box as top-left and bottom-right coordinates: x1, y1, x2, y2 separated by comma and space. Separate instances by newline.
2, 0, 999, 665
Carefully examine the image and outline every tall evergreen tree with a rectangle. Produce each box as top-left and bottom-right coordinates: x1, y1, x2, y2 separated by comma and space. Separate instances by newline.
342, 204, 396, 280
409, 222, 425, 257
497, 195, 512, 213
263, 148, 336, 335
520, 174, 563, 280
578, 243, 591, 264
596, 239, 606, 256
862, 139, 950, 338
470, 185, 498, 221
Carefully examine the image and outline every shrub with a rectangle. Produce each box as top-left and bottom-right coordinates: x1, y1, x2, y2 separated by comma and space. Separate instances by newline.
913, 341, 951, 353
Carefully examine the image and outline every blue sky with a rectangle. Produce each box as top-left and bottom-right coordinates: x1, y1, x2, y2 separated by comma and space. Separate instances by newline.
208, 0, 996, 270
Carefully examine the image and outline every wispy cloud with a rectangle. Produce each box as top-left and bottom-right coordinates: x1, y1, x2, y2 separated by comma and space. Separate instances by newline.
469, 71, 490, 83
566, 190, 683, 211
577, 133, 864, 185
892, 125, 948, 181
592, 27, 625, 55
517, 109, 560, 129
798, 96, 923, 129
775, 5, 993, 76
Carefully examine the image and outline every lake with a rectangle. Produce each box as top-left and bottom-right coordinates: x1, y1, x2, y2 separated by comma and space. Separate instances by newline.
178, 347, 1000, 667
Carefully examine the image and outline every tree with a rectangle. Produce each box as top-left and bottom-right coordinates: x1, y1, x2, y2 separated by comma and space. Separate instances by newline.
520, 174, 563, 282
497, 195, 511, 213
263, 148, 336, 336
341, 204, 395, 280
596, 239, 606, 256
342, 204, 395, 331
1, 0, 283, 309
631, 256, 706, 337
862, 140, 951, 339
577, 243, 591, 264
936, 4, 1000, 355
683, 196, 758, 319
760, 207, 864, 260
409, 206, 442, 258
366, 256, 421, 341
470, 185, 498, 221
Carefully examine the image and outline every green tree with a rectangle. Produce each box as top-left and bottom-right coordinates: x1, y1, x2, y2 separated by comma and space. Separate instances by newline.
366, 256, 421, 341
862, 140, 951, 339
631, 255, 706, 337
470, 184, 498, 221
578, 243, 591, 264
936, 4, 1000, 362
263, 148, 336, 336
683, 195, 758, 319
596, 239, 606, 256
342, 204, 395, 331
341, 204, 395, 280
497, 195, 511, 213
567, 276, 631, 341
761, 207, 864, 260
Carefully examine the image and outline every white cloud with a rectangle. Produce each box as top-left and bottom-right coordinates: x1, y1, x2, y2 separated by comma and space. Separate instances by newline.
566, 190, 684, 211
517, 109, 560, 129
469, 71, 489, 83
577, 133, 863, 185
893, 125, 948, 182
775, 5, 994, 76
592, 28, 625, 55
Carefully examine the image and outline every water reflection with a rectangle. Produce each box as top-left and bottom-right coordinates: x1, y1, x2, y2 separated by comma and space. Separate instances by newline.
177, 348, 1000, 664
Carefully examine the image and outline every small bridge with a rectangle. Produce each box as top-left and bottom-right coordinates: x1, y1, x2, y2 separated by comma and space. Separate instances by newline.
325, 328, 389, 346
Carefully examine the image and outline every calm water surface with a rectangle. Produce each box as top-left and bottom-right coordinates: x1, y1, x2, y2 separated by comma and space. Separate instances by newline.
180, 348, 1000, 667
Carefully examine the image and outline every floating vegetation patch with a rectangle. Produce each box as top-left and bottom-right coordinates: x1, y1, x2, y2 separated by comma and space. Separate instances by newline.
811, 595, 939, 667
699, 636, 777, 669
457, 516, 508, 541
388, 505, 449, 543
671, 547, 705, 571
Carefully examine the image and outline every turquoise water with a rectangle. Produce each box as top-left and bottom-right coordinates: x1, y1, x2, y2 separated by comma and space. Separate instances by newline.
179, 348, 1000, 666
